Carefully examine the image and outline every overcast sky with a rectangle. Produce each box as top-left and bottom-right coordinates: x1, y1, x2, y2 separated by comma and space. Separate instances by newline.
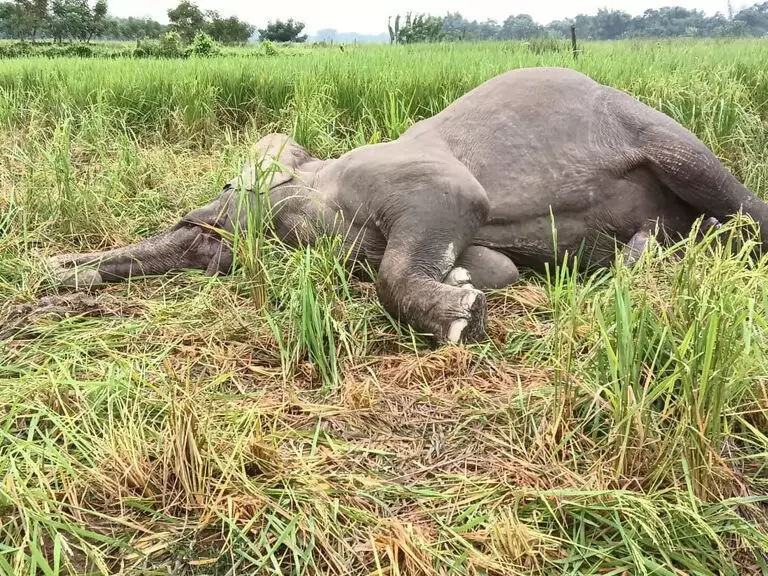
109, 0, 740, 35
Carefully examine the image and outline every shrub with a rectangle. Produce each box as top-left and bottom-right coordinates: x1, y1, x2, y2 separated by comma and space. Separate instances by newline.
189, 31, 219, 57
159, 31, 185, 58
63, 44, 93, 58
262, 39, 278, 56
0, 42, 33, 58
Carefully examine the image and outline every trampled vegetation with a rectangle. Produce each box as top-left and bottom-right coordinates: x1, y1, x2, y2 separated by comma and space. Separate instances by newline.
1, 39, 768, 574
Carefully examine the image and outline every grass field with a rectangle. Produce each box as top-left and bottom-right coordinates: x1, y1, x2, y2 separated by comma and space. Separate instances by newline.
1, 38, 768, 575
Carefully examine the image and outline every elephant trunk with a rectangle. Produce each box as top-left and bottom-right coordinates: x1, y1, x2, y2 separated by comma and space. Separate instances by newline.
50, 223, 232, 288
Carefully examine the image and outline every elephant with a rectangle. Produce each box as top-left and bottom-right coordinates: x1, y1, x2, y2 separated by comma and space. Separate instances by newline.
48, 66, 768, 344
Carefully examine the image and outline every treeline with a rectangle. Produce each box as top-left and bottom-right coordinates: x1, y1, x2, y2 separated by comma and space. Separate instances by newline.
389, 4, 768, 43
0, 0, 309, 44
2, 0, 767, 45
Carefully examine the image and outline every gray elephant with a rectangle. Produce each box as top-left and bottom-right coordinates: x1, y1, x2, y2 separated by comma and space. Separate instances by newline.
49, 66, 768, 344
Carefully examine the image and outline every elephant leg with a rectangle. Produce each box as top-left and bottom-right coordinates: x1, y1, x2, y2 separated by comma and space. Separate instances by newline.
641, 122, 768, 246
373, 168, 490, 345
49, 193, 236, 289
444, 245, 520, 291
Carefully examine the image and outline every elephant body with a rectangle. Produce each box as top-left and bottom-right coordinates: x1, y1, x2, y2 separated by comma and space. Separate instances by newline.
51, 67, 768, 344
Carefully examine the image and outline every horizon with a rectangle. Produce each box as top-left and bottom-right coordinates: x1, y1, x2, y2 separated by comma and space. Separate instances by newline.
104, 0, 742, 36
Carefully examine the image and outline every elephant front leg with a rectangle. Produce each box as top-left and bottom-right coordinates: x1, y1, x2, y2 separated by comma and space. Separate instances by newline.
373, 186, 491, 344
377, 247, 488, 343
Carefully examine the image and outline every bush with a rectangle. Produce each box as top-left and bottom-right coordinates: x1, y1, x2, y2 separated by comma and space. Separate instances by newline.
0, 42, 33, 59
262, 39, 278, 56
189, 31, 219, 57
159, 31, 185, 58
63, 44, 93, 58
526, 37, 572, 54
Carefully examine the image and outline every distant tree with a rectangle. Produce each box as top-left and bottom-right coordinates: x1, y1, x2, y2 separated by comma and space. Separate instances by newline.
593, 8, 631, 39
204, 10, 254, 44
405, 13, 444, 42
7, 0, 48, 39
388, 12, 443, 43
544, 18, 576, 38
85, 0, 106, 40
0, 1, 23, 38
380, 2, 766, 42
47, 0, 93, 42
103, 15, 166, 39
124, 16, 162, 39
315, 27, 337, 41
387, 14, 400, 43
474, 19, 501, 39
440, 12, 469, 40
734, 1, 768, 35
500, 14, 542, 39
167, 0, 204, 43
258, 18, 307, 42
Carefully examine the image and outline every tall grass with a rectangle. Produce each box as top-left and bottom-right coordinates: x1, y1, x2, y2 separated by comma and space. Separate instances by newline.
0, 39, 767, 574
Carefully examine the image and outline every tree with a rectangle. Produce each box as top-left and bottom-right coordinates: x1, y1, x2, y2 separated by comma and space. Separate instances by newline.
258, 18, 307, 42
500, 14, 542, 39
0, 1, 23, 38
85, 0, 106, 40
8, 0, 47, 39
403, 13, 444, 43
440, 12, 469, 41
387, 14, 400, 43
102, 15, 166, 40
204, 10, 254, 44
44, 0, 106, 42
734, 1, 768, 35
167, 0, 204, 43
47, 0, 92, 42
388, 12, 444, 43
593, 8, 631, 39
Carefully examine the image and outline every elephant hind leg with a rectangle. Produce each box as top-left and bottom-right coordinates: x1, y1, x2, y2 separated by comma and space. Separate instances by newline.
620, 216, 724, 269
642, 131, 768, 244
444, 245, 520, 291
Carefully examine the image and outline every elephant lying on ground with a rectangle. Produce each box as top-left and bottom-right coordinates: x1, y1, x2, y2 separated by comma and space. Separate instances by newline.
50, 66, 768, 344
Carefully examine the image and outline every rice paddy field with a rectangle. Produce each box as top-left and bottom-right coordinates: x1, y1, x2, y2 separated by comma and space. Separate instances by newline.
1, 38, 768, 575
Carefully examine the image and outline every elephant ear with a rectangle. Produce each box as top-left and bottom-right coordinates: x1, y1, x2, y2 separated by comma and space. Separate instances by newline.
225, 134, 314, 193
224, 157, 294, 193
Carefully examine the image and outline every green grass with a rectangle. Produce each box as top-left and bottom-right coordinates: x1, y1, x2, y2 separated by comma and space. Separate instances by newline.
1, 38, 768, 575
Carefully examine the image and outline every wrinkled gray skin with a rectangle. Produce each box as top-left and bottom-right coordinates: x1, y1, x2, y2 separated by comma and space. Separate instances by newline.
50, 67, 768, 344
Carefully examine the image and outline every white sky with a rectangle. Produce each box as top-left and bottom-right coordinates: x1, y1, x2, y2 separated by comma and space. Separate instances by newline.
107, 0, 743, 36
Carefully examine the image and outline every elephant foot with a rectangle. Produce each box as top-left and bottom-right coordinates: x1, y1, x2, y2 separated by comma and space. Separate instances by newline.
700, 216, 723, 234
446, 287, 487, 344
621, 231, 650, 268
444, 266, 473, 288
